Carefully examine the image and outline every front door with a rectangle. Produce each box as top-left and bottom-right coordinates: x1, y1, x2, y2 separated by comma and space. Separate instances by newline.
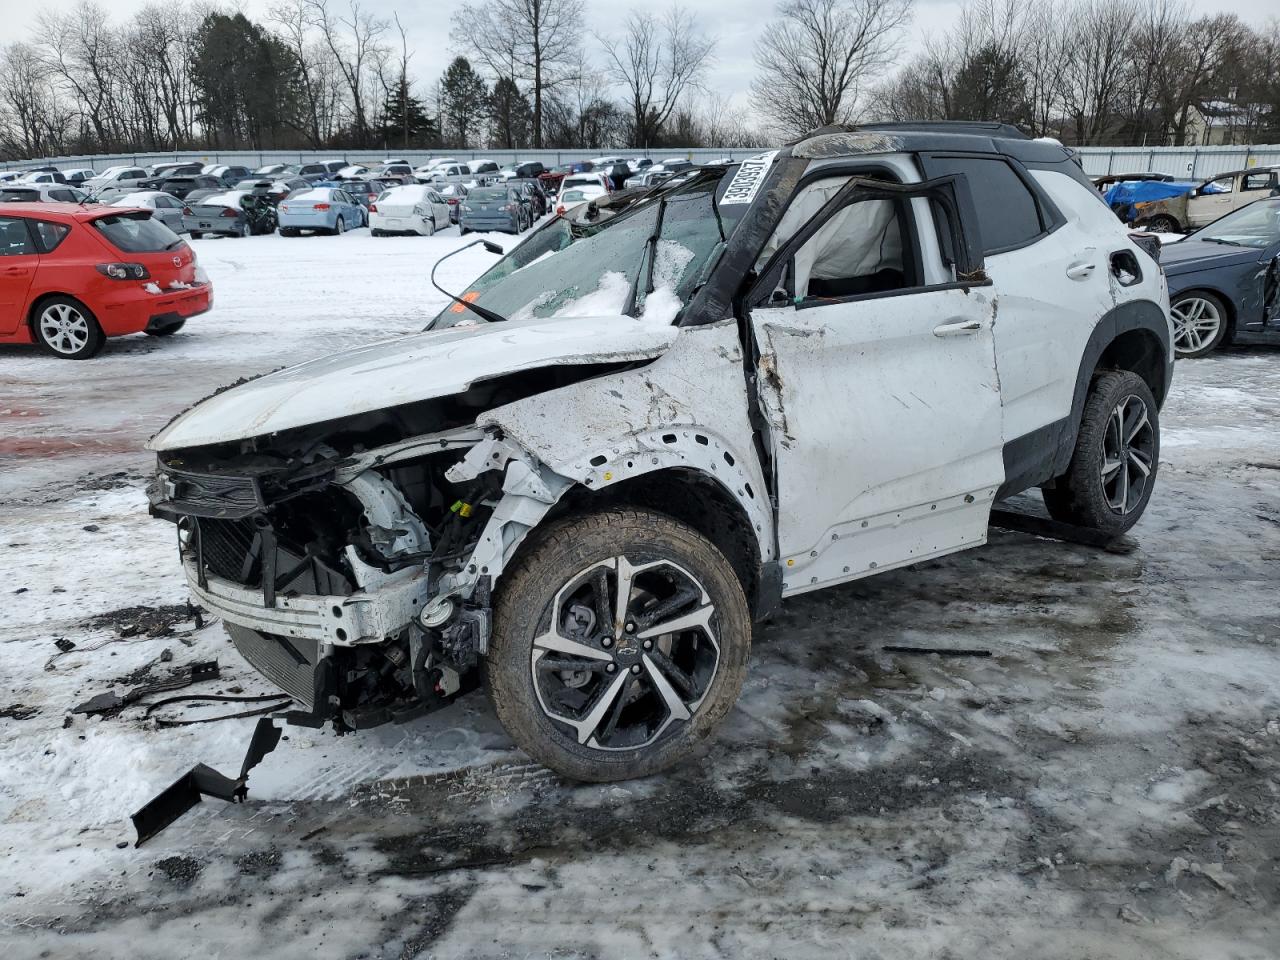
746, 177, 1005, 596
0, 215, 38, 335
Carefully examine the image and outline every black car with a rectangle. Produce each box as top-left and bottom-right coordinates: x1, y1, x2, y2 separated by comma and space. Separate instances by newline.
317, 178, 385, 208
232, 176, 311, 205
510, 177, 548, 217
1162, 197, 1280, 357
138, 174, 222, 198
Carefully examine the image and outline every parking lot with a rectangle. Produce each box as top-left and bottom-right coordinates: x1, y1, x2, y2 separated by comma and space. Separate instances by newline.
2, 227, 1279, 958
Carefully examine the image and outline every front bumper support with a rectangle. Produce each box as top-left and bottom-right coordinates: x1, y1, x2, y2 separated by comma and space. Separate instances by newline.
183, 556, 428, 646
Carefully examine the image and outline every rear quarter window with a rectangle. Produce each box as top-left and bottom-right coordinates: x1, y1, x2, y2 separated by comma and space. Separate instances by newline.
33, 220, 71, 252
92, 213, 181, 252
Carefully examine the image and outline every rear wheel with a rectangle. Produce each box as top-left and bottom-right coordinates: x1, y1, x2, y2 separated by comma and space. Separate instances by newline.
424, 217, 435, 237
279, 227, 298, 237
371, 228, 385, 237
485, 508, 751, 782
238, 222, 250, 238
333, 216, 346, 235
33, 297, 105, 360
1042, 370, 1159, 535
1146, 214, 1181, 233
189, 231, 203, 239
1170, 291, 1228, 358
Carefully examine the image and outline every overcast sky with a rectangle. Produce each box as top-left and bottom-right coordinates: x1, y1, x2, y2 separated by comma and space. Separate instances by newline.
2, 0, 1276, 112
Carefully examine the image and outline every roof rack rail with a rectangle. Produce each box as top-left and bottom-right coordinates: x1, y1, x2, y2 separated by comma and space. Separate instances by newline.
854, 121, 1030, 140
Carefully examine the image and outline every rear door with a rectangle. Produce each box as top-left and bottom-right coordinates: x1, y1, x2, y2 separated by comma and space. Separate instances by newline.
1187, 175, 1234, 228
1235, 170, 1278, 212
747, 176, 1005, 595
0, 215, 39, 335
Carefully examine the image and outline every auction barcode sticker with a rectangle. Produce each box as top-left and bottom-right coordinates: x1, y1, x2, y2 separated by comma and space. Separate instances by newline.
719, 151, 779, 206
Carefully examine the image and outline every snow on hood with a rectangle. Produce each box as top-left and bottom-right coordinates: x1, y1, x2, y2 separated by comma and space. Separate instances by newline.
148, 314, 678, 451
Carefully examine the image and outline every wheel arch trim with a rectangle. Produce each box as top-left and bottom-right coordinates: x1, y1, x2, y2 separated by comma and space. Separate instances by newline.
1054, 299, 1173, 479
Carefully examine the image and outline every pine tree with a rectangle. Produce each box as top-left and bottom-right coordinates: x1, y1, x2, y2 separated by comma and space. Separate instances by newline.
440, 57, 488, 148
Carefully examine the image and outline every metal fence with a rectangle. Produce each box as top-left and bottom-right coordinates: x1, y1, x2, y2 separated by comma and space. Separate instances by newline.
4, 148, 765, 172
9, 143, 1280, 179
1069, 144, 1280, 178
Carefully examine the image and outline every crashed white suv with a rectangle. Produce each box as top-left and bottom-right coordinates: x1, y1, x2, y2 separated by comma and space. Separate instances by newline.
149, 123, 1172, 781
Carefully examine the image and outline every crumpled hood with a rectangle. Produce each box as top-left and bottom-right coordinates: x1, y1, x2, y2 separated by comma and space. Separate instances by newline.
1159, 239, 1260, 275
149, 315, 678, 451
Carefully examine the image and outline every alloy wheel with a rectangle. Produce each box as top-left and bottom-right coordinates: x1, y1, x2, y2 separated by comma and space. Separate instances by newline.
39, 303, 91, 355
1170, 296, 1222, 355
1100, 395, 1155, 515
530, 556, 720, 751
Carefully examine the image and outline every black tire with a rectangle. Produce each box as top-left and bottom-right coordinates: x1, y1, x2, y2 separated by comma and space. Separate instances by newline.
1146, 214, 1181, 233
1042, 370, 1159, 535
189, 231, 202, 239
145, 320, 185, 337
459, 227, 469, 236
371, 228, 385, 237
1169, 290, 1229, 359
279, 227, 298, 237
333, 216, 345, 235
485, 508, 751, 782
31, 296, 105, 359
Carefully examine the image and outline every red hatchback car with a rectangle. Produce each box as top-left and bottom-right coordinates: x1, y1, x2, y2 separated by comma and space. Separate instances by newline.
0, 202, 212, 359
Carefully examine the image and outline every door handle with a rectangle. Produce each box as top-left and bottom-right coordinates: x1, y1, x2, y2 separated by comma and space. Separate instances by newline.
933, 317, 983, 337
1065, 261, 1096, 281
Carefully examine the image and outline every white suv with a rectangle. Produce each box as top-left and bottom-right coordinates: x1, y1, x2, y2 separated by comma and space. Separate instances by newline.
148, 122, 1172, 783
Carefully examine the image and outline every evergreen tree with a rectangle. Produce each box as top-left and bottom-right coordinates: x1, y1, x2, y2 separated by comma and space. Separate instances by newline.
488, 77, 531, 149
380, 83, 438, 148
191, 13, 301, 148
440, 57, 488, 147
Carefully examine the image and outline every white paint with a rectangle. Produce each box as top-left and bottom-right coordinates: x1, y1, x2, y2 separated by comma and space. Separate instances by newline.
149, 314, 678, 450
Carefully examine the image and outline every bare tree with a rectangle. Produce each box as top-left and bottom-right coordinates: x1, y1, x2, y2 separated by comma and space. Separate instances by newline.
598, 5, 715, 148
451, 0, 585, 148
0, 43, 71, 156
304, 0, 387, 144
752, 0, 913, 136
1059, 0, 1139, 144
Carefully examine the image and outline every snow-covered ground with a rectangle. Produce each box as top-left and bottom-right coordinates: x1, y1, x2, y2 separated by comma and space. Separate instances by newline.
2, 227, 1279, 958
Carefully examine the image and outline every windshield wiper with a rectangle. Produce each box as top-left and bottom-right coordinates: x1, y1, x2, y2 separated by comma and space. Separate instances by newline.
1202, 237, 1244, 246
427, 238, 509, 328
625, 198, 667, 316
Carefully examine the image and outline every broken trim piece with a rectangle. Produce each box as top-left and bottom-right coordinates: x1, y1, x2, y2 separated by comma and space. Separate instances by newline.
131, 717, 282, 845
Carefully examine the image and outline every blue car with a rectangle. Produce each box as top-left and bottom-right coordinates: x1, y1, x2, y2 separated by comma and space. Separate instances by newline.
1162, 197, 1280, 358
277, 187, 367, 236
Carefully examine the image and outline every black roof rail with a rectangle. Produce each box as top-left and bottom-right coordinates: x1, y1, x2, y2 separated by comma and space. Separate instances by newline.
855, 121, 1030, 141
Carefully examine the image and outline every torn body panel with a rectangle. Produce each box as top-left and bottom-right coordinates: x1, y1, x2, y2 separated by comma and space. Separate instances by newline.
477, 321, 776, 566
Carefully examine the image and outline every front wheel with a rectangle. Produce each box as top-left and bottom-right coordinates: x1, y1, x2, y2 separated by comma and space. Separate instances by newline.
1170, 291, 1228, 358
1042, 370, 1159, 535
485, 508, 751, 782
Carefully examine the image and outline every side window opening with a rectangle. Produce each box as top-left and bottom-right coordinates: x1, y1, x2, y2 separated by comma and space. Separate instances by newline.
794, 198, 914, 300
0, 217, 36, 256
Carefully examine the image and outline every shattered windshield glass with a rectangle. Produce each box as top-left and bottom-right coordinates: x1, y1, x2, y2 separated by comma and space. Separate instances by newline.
433, 175, 727, 329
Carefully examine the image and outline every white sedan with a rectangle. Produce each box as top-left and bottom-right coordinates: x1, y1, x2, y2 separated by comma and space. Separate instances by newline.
369, 184, 453, 236
555, 184, 607, 216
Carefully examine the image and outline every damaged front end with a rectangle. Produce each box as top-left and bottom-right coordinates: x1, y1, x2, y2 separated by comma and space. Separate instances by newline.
149, 403, 572, 734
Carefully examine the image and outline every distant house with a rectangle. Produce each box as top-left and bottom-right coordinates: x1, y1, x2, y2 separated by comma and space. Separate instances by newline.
1184, 99, 1273, 146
